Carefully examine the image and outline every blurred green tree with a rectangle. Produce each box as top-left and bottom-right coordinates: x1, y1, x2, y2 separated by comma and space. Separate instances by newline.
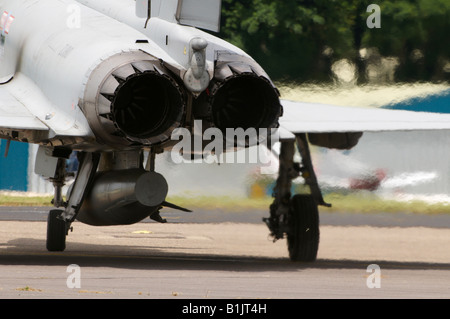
362, 0, 450, 82
219, 0, 450, 83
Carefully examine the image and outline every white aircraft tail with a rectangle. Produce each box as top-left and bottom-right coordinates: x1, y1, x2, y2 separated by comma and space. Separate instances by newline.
137, 0, 221, 32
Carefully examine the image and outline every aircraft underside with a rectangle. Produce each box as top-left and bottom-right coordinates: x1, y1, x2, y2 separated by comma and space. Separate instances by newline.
45, 134, 331, 262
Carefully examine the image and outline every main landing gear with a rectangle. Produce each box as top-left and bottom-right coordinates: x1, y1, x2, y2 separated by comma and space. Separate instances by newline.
264, 133, 330, 262
46, 152, 100, 251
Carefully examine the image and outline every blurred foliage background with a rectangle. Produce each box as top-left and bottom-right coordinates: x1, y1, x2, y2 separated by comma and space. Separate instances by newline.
219, 0, 450, 84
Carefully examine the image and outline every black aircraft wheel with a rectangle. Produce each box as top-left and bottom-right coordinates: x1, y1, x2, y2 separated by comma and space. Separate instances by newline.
46, 210, 67, 252
287, 194, 320, 262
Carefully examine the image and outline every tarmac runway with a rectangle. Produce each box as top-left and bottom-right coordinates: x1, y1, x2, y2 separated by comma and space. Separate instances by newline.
0, 207, 449, 301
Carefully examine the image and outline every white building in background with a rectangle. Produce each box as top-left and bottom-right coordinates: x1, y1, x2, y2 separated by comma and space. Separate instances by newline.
22, 130, 450, 205
313, 131, 450, 204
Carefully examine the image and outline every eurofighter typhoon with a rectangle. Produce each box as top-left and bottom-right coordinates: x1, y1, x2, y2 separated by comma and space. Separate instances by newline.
1, 0, 450, 261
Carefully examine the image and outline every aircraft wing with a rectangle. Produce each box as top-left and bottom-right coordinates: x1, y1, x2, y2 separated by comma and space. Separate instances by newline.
0, 74, 94, 142
0, 84, 49, 131
280, 99, 450, 134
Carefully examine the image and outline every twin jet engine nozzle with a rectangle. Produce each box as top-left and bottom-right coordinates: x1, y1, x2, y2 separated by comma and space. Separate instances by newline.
82, 48, 282, 150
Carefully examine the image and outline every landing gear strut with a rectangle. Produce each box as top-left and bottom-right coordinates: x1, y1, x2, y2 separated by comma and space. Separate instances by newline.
264, 134, 330, 261
47, 152, 100, 252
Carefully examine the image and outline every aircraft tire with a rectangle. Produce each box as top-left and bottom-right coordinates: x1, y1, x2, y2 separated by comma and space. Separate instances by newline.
287, 195, 319, 262
46, 209, 67, 252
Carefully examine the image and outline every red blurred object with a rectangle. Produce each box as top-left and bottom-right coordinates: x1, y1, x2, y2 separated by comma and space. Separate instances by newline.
349, 169, 387, 191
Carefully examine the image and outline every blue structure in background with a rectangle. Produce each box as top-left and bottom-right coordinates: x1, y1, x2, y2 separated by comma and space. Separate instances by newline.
0, 140, 29, 191
385, 88, 450, 114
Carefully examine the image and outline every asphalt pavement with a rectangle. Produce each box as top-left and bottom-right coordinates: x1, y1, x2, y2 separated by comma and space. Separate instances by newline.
0, 205, 449, 228
0, 206, 449, 300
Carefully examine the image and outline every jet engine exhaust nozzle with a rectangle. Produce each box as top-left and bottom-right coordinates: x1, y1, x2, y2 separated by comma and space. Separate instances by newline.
85, 54, 186, 148
210, 73, 281, 132
111, 71, 182, 139
204, 53, 282, 141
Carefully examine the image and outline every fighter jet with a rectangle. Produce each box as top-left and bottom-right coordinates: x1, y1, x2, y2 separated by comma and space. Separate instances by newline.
1, 0, 450, 261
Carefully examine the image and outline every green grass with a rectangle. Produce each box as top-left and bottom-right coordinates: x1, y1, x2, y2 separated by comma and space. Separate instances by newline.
168, 193, 450, 215
165, 195, 274, 212
0, 192, 448, 215
322, 193, 450, 215
0, 194, 54, 207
